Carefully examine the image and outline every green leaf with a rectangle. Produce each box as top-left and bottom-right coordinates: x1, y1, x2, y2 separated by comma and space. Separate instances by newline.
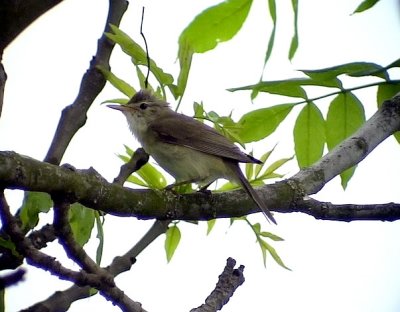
176, 40, 193, 97
386, 58, 400, 70
106, 25, 174, 93
126, 175, 148, 188
294, 102, 325, 168
118, 149, 167, 189
326, 92, 366, 188
326, 92, 366, 149
69, 204, 95, 247
377, 82, 400, 106
230, 79, 310, 99
245, 158, 254, 179
207, 219, 216, 235
177, 0, 252, 96
263, 0, 276, 67
97, 65, 135, 97
340, 166, 356, 189
259, 231, 284, 241
0, 237, 19, 257
193, 101, 206, 120
254, 146, 276, 178
288, 0, 299, 60
179, 0, 252, 54
95, 212, 105, 265
376, 80, 400, 143
258, 156, 293, 179
377, 82, 400, 144
20, 192, 53, 230
259, 238, 290, 270
136, 163, 167, 189
301, 62, 389, 82
234, 104, 295, 142
251, 222, 261, 234
101, 98, 129, 105
165, 225, 181, 262
352, 0, 380, 14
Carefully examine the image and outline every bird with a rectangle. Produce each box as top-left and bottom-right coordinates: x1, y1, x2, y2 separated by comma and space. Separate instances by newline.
108, 90, 276, 224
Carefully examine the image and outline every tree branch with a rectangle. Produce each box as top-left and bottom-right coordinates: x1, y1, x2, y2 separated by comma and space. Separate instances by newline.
1, 95, 400, 222
44, 0, 128, 165
52, 198, 114, 285
284, 198, 400, 222
0, 193, 109, 289
21, 150, 164, 310
0, 0, 64, 52
190, 258, 245, 312
23, 220, 168, 311
0, 192, 146, 312
0, 268, 25, 289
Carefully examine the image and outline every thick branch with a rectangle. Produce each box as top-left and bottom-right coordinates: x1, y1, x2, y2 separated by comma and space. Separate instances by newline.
1, 95, 400, 222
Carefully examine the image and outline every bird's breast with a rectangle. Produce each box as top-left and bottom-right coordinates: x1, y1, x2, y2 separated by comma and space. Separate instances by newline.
144, 142, 231, 185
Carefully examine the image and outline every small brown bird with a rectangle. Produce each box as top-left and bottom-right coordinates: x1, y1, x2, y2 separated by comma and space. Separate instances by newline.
108, 90, 276, 224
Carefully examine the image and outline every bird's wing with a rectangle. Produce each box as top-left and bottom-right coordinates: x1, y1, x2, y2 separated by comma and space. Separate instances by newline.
149, 114, 260, 164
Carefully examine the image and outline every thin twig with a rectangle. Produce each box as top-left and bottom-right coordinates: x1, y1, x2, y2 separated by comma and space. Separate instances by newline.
0, 61, 6, 117
114, 148, 149, 185
140, 6, 151, 89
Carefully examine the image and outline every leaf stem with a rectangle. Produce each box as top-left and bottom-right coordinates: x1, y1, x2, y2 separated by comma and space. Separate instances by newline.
296, 79, 400, 105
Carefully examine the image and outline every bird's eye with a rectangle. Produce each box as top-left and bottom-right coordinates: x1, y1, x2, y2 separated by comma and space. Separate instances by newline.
139, 103, 148, 110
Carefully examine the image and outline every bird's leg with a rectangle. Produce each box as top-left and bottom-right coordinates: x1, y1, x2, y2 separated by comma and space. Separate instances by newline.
165, 178, 197, 190
164, 179, 198, 195
197, 182, 214, 195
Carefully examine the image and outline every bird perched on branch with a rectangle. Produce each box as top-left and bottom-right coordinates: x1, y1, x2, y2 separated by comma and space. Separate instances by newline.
108, 90, 276, 224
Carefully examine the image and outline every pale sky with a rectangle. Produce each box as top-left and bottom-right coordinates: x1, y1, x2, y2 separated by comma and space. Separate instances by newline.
2, 0, 400, 311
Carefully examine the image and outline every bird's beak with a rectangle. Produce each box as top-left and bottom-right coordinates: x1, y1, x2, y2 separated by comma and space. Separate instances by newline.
107, 104, 130, 112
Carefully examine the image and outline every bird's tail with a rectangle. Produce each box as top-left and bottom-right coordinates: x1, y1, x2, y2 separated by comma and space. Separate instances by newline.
226, 161, 277, 225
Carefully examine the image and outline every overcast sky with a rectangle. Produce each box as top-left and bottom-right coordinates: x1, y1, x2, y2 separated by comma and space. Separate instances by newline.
2, 0, 400, 311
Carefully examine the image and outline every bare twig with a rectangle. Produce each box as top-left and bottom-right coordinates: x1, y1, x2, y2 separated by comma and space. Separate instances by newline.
114, 148, 149, 185
190, 258, 245, 312
0, 61, 6, 117
140, 7, 151, 88
285, 198, 400, 222
0, 268, 25, 289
